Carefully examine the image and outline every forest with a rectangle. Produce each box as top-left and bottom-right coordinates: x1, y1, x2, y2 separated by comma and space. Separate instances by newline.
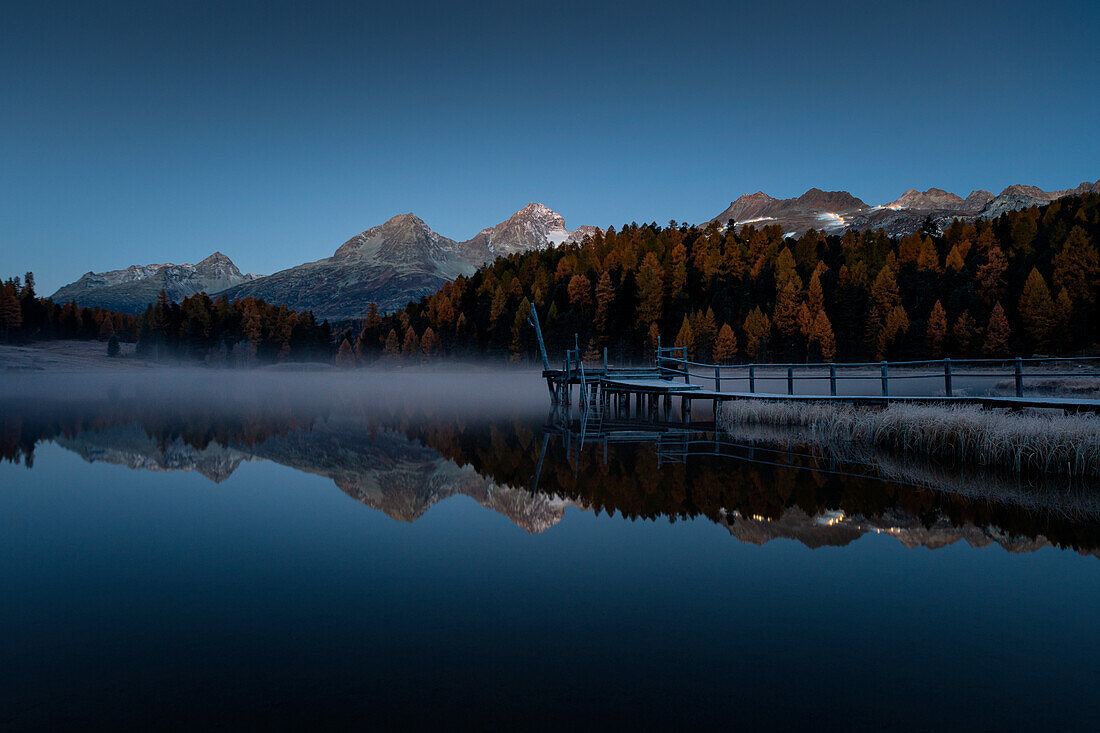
0, 278, 333, 364
351, 194, 1100, 365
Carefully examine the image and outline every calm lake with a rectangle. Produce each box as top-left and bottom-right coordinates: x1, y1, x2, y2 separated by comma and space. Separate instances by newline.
2, 369, 1098, 730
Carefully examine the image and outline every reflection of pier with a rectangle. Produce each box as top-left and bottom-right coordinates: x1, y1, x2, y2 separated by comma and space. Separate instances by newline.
533, 413, 1100, 522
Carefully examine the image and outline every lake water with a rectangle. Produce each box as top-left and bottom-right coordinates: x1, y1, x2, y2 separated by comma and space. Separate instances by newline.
2, 369, 1098, 730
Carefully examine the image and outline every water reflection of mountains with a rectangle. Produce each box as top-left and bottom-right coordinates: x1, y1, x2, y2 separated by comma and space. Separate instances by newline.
4, 396, 1099, 555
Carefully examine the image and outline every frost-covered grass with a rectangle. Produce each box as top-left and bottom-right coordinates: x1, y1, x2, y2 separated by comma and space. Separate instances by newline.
720, 400, 1100, 477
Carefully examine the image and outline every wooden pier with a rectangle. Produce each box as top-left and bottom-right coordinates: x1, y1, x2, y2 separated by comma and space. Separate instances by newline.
530, 319, 1100, 427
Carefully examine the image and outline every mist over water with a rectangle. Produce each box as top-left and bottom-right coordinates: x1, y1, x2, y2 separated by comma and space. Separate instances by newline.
2, 367, 1099, 730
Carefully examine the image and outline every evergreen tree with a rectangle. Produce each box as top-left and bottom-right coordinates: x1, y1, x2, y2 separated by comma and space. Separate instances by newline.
807, 310, 836, 362
952, 310, 977, 356
384, 328, 400, 357
594, 270, 614, 338
636, 253, 665, 327
983, 302, 1010, 357
743, 307, 770, 361
674, 316, 695, 359
335, 338, 355, 367
402, 328, 420, 359
1053, 287, 1073, 352
714, 323, 737, 364
925, 300, 947, 357
878, 306, 909, 360
1018, 268, 1056, 351
696, 308, 717, 362
1052, 226, 1099, 307
975, 245, 1007, 305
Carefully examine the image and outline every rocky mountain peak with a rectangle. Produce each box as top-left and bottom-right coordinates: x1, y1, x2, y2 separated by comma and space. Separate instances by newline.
794, 188, 866, 211
884, 188, 967, 211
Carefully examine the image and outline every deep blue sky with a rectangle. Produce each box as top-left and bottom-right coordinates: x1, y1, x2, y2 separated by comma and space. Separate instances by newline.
3, 0, 1098, 293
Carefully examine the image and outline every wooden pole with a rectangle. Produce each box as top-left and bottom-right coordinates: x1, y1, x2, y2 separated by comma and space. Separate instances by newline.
829, 364, 837, 396
1015, 357, 1023, 397
881, 361, 889, 397
944, 358, 952, 398
787, 366, 794, 395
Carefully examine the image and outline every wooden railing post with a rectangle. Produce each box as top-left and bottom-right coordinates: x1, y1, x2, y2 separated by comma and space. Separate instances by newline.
881, 361, 889, 397
749, 365, 755, 394
683, 350, 690, 385
603, 347, 608, 371
944, 358, 952, 398
787, 366, 794, 395
714, 366, 721, 393
829, 364, 836, 396
1015, 357, 1023, 397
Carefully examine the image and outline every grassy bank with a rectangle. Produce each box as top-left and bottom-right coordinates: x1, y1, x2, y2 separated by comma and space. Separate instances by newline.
720, 401, 1100, 478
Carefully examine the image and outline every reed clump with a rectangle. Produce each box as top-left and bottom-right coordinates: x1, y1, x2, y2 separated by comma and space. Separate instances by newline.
720, 401, 1100, 477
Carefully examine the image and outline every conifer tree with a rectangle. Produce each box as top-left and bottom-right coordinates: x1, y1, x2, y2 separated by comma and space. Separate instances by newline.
567, 273, 593, 310
384, 328, 400, 357
714, 323, 737, 364
743, 307, 770, 361
421, 327, 440, 358
983, 302, 1010, 357
1052, 226, 1099, 307
402, 328, 420, 359
877, 306, 909, 360
976, 245, 1007, 305
1018, 268, 1055, 351
916, 238, 940, 272
1054, 287, 1073, 352
674, 316, 695, 359
945, 245, 966, 272
98, 315, 115, 341
806, 270, 824, 316
807, 310, 836, 362
636, 253, 664, 326
925, 300, 947, 357
1, 284, 23, 338
952, 310, 977, 356
669, 243, 687, 296
646, 322, 661, 359
696, 308, 717, 362
594, 270, 614, 337
773, 279, 802, 340
335, 338, 355, 367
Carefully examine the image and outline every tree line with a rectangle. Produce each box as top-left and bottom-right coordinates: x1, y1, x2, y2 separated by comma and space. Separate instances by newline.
0, 276, 333, 364
349, 194, 1099, 364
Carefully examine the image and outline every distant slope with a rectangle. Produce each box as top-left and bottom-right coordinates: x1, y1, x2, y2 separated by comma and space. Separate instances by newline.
219, 213, 474, 318
707, 188, 870, 235
49, 252, 259, 314
708, 180, 1100, 237
221, 204, 600, 318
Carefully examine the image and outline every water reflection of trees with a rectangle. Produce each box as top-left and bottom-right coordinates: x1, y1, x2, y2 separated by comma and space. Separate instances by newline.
3, 395, 1099, 553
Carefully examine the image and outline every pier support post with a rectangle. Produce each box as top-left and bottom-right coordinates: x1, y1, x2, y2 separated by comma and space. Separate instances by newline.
787, 366, 794, 395
1015, 357, 1024, 397
829, 364, 836, 396
881, 361, 889, 397
944, 358, 952, 398
749, 365, 755, 394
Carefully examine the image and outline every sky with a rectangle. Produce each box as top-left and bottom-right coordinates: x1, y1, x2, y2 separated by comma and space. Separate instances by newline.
2, 0, 1098, 294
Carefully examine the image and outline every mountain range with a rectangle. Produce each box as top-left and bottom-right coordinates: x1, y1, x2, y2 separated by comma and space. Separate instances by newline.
50, 252, 261, 314
709, 180, 1100, 237
51, 180, 1098, 318
52, 203, 595, 317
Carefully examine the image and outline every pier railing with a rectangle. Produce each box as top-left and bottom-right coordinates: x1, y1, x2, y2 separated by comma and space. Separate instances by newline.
655, 346, 1100, 399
